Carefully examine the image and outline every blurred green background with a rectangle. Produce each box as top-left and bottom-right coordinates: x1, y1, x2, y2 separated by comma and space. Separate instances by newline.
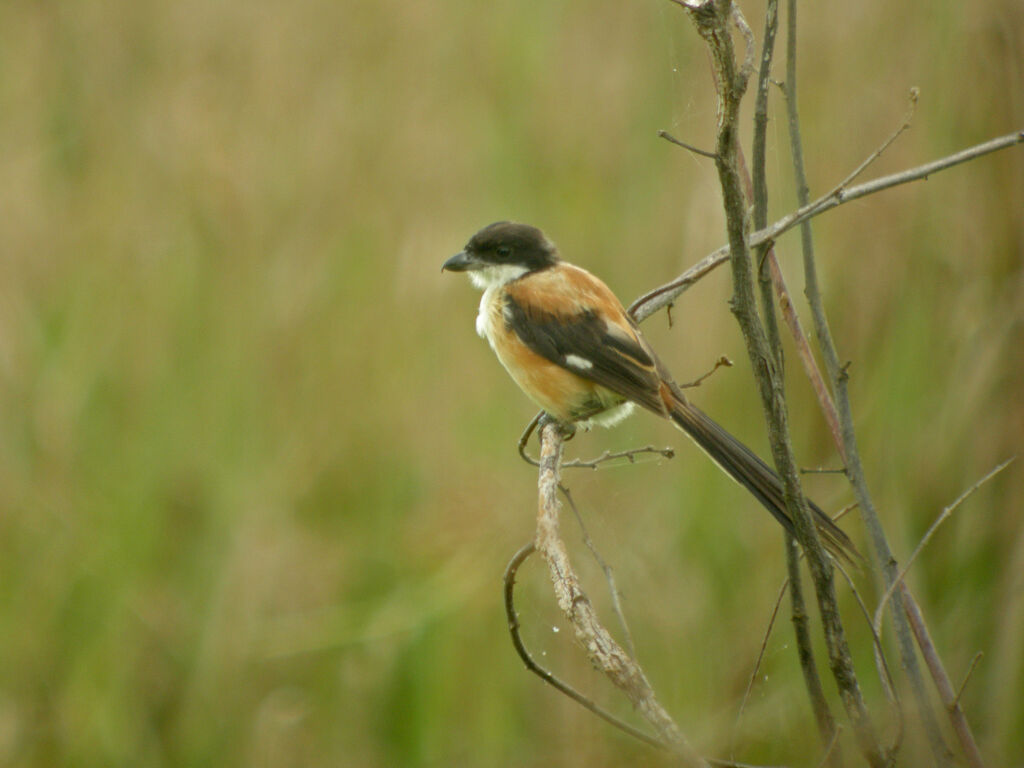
1, 0, 1021, 765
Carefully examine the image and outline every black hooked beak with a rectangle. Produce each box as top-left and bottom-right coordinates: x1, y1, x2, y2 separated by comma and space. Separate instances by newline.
441, 250, 484, 273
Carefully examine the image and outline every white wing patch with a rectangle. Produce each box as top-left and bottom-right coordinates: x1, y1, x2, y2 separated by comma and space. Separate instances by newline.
564, 354, 594, 370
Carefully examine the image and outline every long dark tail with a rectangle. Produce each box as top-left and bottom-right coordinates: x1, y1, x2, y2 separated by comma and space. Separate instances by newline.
667, 395, 858, 564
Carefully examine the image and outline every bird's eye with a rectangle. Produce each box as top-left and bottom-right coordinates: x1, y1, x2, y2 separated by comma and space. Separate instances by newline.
496, 245, 512, 258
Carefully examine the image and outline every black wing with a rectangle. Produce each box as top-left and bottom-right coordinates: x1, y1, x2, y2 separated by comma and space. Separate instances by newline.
502, 294, 667, 415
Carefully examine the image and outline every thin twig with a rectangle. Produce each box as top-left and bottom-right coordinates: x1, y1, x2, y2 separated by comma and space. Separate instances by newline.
679, 355, 734, 389
501, 542, 666, 750
952, 653, 984, 709
815, 728, 843, 768
659, 129, 718, 159
518, 413, 674, 469
564, 445, 676, 470
831, 502, 859, 523
873, 458, 1014, 635
732, 575, 790, 758
517, 413, 544, 467
827, 87, 919, 194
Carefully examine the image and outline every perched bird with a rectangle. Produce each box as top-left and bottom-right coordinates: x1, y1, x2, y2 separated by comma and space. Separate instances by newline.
443, 221, 855, 561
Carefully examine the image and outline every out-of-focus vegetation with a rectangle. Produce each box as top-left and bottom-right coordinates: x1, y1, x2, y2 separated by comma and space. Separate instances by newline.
0, 0, 1021, 765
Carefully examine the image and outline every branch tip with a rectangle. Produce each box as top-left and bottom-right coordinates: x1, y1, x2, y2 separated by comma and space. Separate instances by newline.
658, 129, 718, 159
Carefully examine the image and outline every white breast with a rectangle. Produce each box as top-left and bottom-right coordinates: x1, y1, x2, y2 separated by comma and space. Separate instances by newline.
476, 286, 494, 340
473, 264, 529, 344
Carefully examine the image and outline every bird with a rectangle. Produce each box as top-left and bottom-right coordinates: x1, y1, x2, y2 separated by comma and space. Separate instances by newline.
442, 221, 856, 562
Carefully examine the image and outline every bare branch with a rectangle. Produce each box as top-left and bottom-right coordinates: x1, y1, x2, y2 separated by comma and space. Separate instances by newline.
534, 422, 709, 766
631, 130, 1023, 323
509, 4, 1021, 764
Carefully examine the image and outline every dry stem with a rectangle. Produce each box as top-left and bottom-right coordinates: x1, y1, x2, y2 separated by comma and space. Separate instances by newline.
534, 421, 708, 767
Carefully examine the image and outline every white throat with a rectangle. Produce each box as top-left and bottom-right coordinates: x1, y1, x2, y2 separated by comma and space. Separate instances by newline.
469, 264, 528, 341
467, 263, 529, 291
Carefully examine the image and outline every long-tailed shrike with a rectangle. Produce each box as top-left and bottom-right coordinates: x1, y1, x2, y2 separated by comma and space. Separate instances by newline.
443, 221, 855, 561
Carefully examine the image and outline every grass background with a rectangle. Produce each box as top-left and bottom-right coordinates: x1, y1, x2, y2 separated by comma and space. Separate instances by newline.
0, 0, 1021, 765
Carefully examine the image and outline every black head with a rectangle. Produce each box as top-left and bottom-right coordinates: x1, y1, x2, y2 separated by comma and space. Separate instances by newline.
442, 222, 559, 275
